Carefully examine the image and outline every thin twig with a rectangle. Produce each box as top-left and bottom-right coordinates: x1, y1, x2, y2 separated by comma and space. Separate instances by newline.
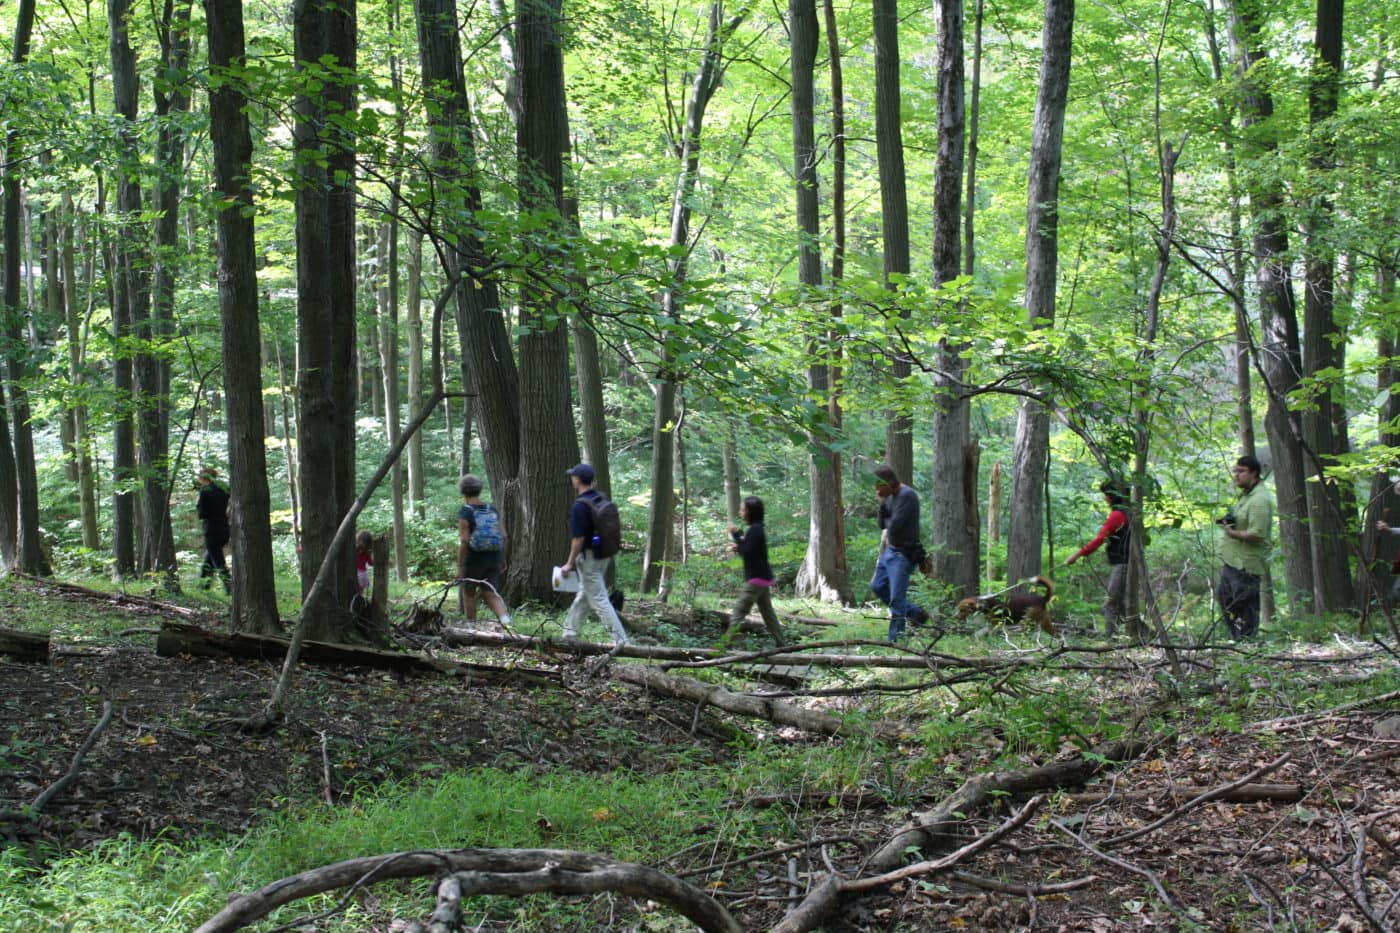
30, 700, 114, 816
1052, 818, 1190, 924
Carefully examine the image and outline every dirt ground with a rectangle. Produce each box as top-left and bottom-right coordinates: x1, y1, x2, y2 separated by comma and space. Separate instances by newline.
2, 579, 1398, 931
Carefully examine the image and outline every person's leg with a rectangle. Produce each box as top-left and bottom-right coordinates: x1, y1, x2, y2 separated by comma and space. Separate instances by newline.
1217, 565, 1246, 640
581, 554, 628, 644
563, 576, 589, 636
1236, 570, 1261, 638
722, 583, 758, 643
754, 586, 786, 646
463, 587, 479, 621
1104, 562, 1127, 637
885, 551, 913, 642
870, 552, 891, 605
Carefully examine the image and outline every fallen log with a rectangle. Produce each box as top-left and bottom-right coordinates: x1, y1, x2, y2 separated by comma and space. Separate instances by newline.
0, 626, 49, 663
193, 848, 740, 933
12, 573, 208, 619
611, 663, 891, 738
443, 627, 997, 671
156, 622, 559, 686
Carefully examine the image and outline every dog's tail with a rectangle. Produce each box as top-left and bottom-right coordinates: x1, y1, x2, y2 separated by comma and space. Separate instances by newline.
1033, 574, 1054, 601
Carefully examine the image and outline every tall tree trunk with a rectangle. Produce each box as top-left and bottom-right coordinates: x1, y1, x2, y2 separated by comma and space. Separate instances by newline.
414, 0, 522, 586
1228, 0, 1312, 612
60, 196, 100, 549
822, 0, 850, 599
1365, 261, 1398, 608
723, 418, 741, 526
294, 0, 359, 641
790, 0, 852, 605
514, 0, 583, 598
1007, 0, 1073, 584
872, 0, 912, 482
929, 0, 976, 599
139, 0, 193, 584
205, 0, 282, 634
641, 0, 744, 593
377, 215, 408, 581
0, 0, 42, 572
404, 227, 425, 517
964, 0, 982, 279
108, 0, 141, 578
1300, 0, 1351, 614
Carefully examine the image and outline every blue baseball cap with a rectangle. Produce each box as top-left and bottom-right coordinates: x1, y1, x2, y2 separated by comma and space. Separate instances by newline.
566, 463, 595, 483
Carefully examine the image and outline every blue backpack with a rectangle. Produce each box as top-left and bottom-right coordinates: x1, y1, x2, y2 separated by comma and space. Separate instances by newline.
468, 505, 505, 552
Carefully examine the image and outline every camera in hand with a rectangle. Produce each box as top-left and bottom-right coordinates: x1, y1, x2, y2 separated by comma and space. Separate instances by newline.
1216, 512, 1236, 526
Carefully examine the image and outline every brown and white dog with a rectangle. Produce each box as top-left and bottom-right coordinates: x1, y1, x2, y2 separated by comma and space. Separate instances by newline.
955, 576, 1055, 634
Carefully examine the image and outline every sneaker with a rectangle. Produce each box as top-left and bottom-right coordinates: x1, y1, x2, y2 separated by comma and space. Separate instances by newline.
499, 614, 513, 628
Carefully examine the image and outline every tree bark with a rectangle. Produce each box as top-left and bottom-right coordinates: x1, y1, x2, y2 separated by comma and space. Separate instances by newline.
137, 0, 193, 584
1227, 0, 1312, 613
107, 0, 141, 578
791, 0, 853, 605
404, 228, 426, 517
929, 0, 976, 600
872, 0, 912, 481
514, 0, 584, 599
194, 849, 739, 933
206, 0, 282, 634
1007, 0, 1073, 584
294, 0, 359, 642
414, 0, 524, 594
1300, 0, 1352, 614
60, 195, 100, 550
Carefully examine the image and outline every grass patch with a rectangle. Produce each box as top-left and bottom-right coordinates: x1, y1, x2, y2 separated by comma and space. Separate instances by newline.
0, 766, 775, 931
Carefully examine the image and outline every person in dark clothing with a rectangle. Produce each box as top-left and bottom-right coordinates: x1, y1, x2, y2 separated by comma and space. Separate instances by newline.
870, 463, 925, 642
719, 496, 786, 647
1065, 479, 1131, 636
195, 466, 231, 592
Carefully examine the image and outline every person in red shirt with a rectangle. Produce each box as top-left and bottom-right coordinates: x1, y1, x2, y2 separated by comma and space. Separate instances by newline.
1065, 479, 1131, 636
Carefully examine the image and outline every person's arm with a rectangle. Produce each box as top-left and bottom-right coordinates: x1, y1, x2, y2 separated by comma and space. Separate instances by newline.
1066, 510, 1127, 565
562, 535, 585, 574
562, 499, 587, 574
457, 517, 472, 575
1226, 493, 1269, 545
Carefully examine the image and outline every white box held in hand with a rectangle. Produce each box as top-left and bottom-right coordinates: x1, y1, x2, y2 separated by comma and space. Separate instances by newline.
551, 566, 581, 593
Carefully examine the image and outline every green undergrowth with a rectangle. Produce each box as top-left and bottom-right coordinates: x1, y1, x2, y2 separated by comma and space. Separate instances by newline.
0, 738, 898, 932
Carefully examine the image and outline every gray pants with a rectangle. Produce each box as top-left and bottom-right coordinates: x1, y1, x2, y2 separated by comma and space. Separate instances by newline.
727, 582, 786, 646
563, 553, 629, 644
1104, 562, 1128, 636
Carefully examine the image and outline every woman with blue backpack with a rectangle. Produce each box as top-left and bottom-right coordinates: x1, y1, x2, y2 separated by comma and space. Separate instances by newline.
457, 474, 512, 627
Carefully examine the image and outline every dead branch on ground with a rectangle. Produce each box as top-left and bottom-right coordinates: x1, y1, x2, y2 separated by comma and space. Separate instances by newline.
1097, 750, 1294, 848
192, 847, 740, 933
612, 663, 890, 737
1, 699, 114, 822
768, 796, 1043, 933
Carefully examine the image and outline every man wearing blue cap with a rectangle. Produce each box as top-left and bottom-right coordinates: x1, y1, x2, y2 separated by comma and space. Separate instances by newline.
560, 464, 630, 645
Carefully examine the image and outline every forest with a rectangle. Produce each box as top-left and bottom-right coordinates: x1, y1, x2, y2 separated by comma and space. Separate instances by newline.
1, 0, 1399, 927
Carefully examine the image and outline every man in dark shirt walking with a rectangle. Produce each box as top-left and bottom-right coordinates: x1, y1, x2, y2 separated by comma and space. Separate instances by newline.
870, 463, 925, 642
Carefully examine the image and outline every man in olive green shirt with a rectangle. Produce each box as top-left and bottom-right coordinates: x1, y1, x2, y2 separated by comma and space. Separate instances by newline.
1217, 455, 1273, 640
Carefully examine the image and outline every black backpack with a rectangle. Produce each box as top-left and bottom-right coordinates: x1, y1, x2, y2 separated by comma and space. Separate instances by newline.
585, 493, 622, 559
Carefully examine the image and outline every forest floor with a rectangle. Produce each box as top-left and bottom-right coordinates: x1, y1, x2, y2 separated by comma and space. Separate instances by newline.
2, 575, 1399, 932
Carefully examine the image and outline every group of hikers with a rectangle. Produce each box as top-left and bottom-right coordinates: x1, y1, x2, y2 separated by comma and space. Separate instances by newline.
194, 451, 1400, 645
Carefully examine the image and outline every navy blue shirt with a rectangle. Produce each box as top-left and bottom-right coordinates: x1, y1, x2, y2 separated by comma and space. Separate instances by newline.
570, 489, 603, 557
